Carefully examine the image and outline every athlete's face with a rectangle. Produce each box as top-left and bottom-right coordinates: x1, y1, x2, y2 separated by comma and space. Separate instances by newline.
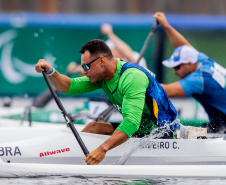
173, 63, 192, 79
81, 50, 105, 83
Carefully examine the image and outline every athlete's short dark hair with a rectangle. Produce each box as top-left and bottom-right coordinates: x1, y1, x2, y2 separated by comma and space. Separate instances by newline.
80, 39, 113, 59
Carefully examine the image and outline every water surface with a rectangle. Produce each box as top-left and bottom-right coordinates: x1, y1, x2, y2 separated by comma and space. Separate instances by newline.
1, 176, 226, 185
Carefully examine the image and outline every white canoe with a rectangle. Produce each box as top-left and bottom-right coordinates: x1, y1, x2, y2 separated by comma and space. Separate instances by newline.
0, 126, 226, 165
0, 159, 226, 178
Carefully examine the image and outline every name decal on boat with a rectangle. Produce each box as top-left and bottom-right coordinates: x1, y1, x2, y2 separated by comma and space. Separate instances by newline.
0, 146, 21, 156
143, 141, 184, 150
40, 148, 70, 157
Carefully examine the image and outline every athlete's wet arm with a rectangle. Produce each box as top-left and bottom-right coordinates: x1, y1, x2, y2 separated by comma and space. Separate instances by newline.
154, 12, 192, 48
85, 86, 146, 165
100, 130, 128, 151
85, 71, 147, 165
84, 70, 147, 165
92, 71, 146, 148
161, 82, 186, 98
84, 129, 127, 165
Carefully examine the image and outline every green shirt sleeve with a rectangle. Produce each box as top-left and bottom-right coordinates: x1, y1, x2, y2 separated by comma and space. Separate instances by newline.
64, 76, 101, 95
116, 69, 149, 138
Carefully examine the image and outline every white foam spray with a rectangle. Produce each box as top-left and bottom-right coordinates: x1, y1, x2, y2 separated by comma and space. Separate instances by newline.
115, 119, 181, 165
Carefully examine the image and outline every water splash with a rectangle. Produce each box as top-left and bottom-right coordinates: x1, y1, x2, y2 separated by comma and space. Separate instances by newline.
115, 119, 181, 165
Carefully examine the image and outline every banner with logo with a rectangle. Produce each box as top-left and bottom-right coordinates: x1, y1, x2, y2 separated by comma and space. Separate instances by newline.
0, 25, 156, 97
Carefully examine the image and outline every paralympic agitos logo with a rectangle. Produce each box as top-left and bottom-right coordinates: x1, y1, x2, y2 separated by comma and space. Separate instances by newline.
0, 29, 55, 84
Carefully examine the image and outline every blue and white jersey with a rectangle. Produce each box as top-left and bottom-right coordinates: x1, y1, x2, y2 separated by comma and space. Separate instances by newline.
178, 52, 226, 123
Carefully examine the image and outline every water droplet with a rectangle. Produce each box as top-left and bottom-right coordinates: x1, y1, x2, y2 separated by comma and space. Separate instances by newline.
24, 94, 28, 98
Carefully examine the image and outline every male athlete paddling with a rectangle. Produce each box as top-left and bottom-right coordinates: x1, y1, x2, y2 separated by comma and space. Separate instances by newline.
35, 39, 178, 165
155, 12, 226, 133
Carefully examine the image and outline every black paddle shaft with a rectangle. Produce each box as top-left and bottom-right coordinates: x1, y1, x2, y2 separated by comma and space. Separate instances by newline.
42, 68, 90, 157
137, 22, 158, 65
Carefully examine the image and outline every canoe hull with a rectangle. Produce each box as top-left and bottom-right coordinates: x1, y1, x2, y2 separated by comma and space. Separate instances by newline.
0, 127, 226, 165
0, 159, 226, 178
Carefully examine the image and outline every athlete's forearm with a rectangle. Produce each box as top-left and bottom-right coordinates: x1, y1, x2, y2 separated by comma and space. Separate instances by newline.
99, 130, 128, 152
48, 70, 71, 93
163, 24, 192, 48
84, 129, 128, 165
35, 59, 71, 93
154, 12, 191, 48
161, 82, 186, 98
107, 33, 136, 63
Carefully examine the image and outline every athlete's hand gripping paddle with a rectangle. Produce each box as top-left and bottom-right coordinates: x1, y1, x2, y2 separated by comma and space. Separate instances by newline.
33, 33, 105, 109
41, 67, 90, 157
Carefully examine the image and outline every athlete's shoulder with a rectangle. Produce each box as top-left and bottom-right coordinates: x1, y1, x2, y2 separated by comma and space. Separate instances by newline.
119, 65, 149, 93
121, 62, 155, 78
198, 60, 215, 75
121, 65, 148, 79
179, 67, 204, 96
119, 68, 148, 95
182, 69, 202, 85
197, 52, 209, 62
116, 58, 126, 66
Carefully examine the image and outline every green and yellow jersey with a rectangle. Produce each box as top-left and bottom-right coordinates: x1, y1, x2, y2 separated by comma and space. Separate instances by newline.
65, 58, 157, 138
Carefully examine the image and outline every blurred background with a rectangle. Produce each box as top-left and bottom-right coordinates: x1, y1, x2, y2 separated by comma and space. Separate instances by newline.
0, 0, 226, 126
1, 0, 226, 14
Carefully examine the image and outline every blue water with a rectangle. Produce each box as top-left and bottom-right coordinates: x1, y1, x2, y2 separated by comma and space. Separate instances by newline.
1, 176, 226, 185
